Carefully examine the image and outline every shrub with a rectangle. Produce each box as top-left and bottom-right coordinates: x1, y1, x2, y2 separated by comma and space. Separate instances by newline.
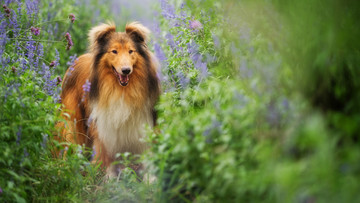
148, 0, 360, 202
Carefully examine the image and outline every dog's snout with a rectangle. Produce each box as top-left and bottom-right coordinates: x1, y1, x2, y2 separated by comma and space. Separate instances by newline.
121, 67, 131, 75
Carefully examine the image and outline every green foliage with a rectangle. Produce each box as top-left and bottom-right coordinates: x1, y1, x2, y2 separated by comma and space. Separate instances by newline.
0, 69, 56, 202
148, 0, 360, 202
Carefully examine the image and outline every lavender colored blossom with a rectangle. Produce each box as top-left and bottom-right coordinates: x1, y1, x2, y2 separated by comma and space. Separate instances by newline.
54, 22, 59, 35
25, 0, 39, 19
160, 0, 176, 19
187, 41, 209, 79
165, 33, 176, 50
195, 60, 208, 79
81, 79, 91, 102
65, 54, 77, 78
0, 187, 2, 194
41, 63, 57, 96
203, 118, 222, 144
65, 32, 73, 50
67, 54, 78, 66
49, 49, 60, 67
154, 43, 167, 63
25, 35, 36, 68
35, 42, 44, 69
16, 126, 22, 145
82, 79, 91, 92
189, 20, 203, 30
176, 71, 189, 88
77, 146, 83, 155
91, 146, 96, 160
0, 21, 8, 64
87, 116, 93, 127
30, 26, 40, 36
212, 33, 220, 48
24, 148, 29, 157
9, 10, 20, 36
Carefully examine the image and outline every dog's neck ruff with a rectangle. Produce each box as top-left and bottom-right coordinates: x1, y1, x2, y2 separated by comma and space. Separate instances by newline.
90, 96, 152, 157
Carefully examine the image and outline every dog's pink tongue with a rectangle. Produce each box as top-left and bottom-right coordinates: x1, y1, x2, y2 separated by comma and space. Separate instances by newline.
120, 75, 129, 86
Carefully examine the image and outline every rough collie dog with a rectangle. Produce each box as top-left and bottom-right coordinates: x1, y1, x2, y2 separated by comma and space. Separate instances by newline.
59, 22, 160, 177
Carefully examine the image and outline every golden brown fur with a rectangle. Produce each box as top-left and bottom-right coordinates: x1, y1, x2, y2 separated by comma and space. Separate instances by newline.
58, 22, 160, 176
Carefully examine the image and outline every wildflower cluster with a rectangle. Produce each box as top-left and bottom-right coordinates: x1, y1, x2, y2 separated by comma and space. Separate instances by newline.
30, 26, 40, 36
2, 4, 11, 18
154, 0, 215, 90
65, 32, 73, 50
68, 13, 75, 23
0, 1, 84, 201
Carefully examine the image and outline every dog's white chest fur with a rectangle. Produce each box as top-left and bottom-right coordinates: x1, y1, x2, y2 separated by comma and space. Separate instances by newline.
90, 96, 152, 157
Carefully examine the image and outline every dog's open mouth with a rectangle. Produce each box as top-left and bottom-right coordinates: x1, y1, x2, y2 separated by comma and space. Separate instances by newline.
112, 66, 129, 86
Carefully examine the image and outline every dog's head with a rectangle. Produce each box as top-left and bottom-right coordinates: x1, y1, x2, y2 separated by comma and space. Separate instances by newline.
88, 22, 150, 86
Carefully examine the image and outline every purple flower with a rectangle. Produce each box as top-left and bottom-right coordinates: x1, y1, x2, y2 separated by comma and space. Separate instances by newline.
176, 71, 189, 88
24, 148, 29, 157
16, 126, 22, 145
82, 79, 91, 92
91, 146, 96, 160
160, 0, 176, 19
81, 79, 91, 102
30, 26, 40, 36
49, 49, 60, 67
49, 61, 56, 67
65, 32, 73, 50
68, 13, 75, 23
189, 20, 202, 30
212, 33, 220, 48
0, 187, 2, 194
154, 43, 167, 63
87, 116, 93, 127
203, 119, 222, 143
195, 60, 208, 79
165, 33, 175, 50
56, 76, 62, 85
25, 0, 39, 19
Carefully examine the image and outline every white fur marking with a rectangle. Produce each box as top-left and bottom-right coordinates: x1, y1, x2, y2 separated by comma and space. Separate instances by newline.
90, 96, 152, 157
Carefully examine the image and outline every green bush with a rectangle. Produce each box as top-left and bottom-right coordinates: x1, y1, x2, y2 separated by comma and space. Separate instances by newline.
148, 0, 360, 202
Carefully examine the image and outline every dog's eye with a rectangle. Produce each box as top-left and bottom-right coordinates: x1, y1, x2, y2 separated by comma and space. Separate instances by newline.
112, 50, 117, 54
129, 50, 134, 54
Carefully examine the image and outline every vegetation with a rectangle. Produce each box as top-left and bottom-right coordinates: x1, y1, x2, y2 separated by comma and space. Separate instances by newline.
1, 0, 359, 202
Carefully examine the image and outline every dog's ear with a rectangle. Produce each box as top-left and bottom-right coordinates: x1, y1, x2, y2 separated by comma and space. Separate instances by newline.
125, 22, 150, 44
88, 23, 116, 52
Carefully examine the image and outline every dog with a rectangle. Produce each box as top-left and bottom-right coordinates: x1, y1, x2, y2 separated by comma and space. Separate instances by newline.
58, 22, 160, 177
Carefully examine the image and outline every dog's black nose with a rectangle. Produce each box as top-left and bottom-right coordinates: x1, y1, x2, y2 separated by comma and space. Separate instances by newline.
122, 67, 131, 75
